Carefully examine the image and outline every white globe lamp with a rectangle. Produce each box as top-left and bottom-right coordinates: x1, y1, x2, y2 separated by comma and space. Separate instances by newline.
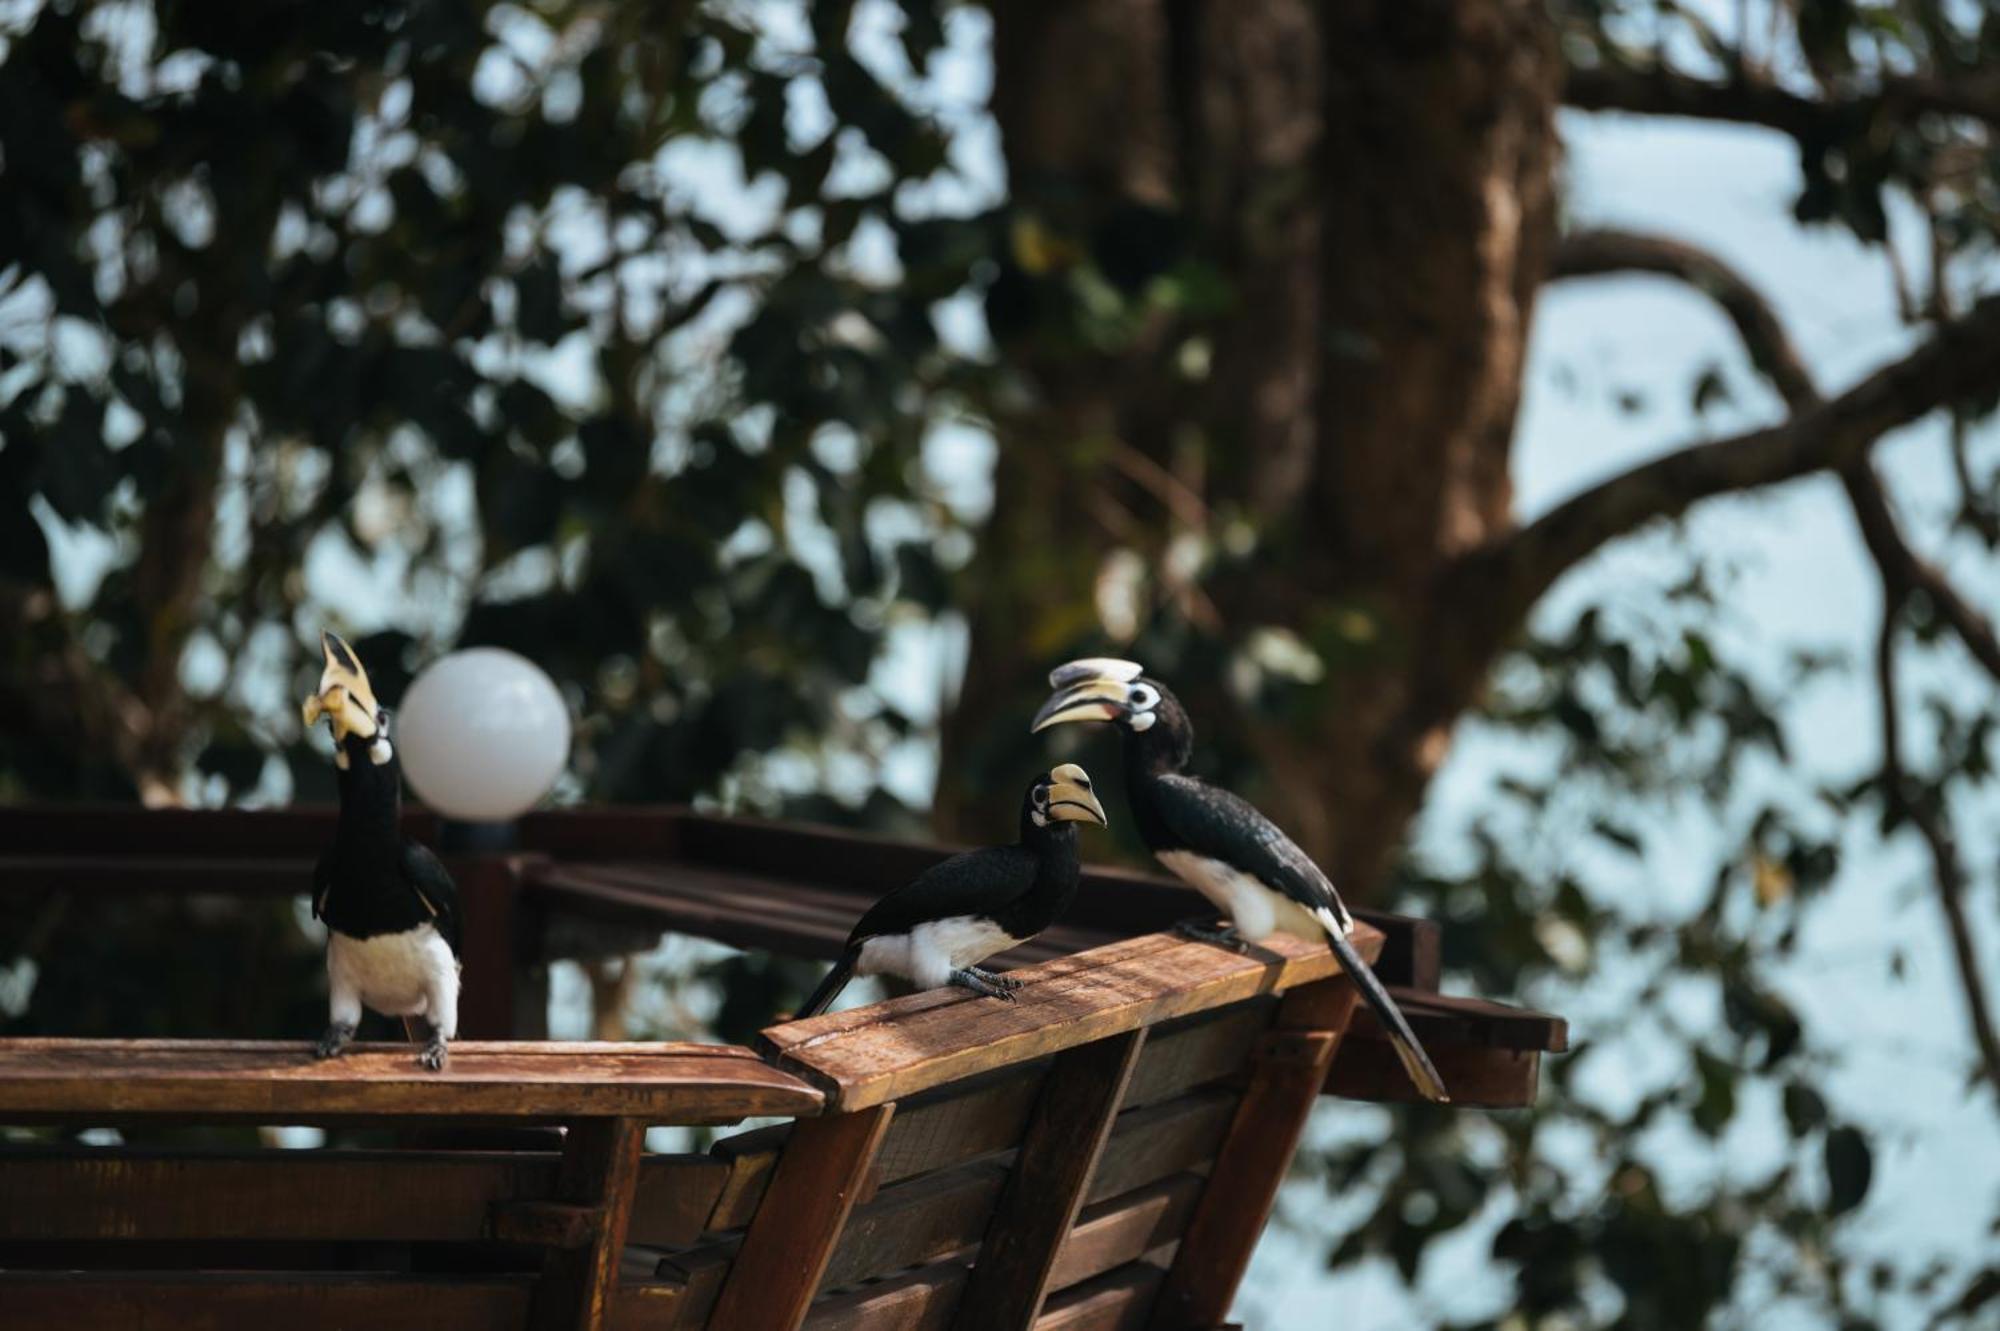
397, 648, 570, 831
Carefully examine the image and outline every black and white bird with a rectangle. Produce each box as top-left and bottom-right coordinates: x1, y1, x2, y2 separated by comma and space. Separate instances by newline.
301, 632, 461, 1071
796, 764, 1109, 1018
1032, 659, 1448, 1102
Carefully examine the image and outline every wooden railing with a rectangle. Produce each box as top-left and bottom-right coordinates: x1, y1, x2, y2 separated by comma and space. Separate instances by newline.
4, 930, 1377, 1330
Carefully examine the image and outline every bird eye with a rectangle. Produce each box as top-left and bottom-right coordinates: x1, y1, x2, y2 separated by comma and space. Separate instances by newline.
1129, 684, 1158, 709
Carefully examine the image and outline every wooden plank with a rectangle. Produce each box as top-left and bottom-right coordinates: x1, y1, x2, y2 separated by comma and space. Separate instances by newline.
874, 1064, 1047, 1187
1119, 1003, 1271, 1110
1148, 978, 1360, 1331
705, 1104, 895, 1331
1328, 1040, 1544, 1108
0, 856, 313, 896
703, 1123, 790, 1231
0, 1147, 729, 1243
1035, 1264, 1168, 1331
0, 1040, 822, 1123
806, 1260, 970, 1331
0, 1271, 531, 1329
760, 929, 1378, 1111
1350, 990, 1569, 1052
531, 1117, 646, 1331
1087, 1090, 1235, 1207
823, 1162, 1008, 1291
957, 1030, 1148, 1331
1047, 1175, 1203, 1293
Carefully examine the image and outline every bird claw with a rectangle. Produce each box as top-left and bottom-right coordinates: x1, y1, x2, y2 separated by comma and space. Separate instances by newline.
1173, 917, 1247, 952
951, 969, 1018, 1001
313, 1023, 355, 1060
970, 967, 1024, 992
418, 1039, 449, 1072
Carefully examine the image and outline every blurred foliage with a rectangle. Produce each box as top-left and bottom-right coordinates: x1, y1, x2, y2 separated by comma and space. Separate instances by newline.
2, 2, 1999, 1329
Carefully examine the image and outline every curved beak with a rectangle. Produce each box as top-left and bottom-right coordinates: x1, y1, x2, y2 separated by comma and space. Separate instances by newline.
303, 631, 381, 742
1031, 677, 1130, 733
1046, 763, 1108, 826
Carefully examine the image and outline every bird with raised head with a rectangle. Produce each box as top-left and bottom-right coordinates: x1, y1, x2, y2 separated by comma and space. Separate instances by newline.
796, 764, 1109, 1018
1032, 658, 1448, 1102
301, 632, 461, 1071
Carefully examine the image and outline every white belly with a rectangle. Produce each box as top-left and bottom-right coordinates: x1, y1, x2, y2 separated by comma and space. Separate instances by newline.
329, 925, 458, 1017
856, 915, 1020, 989
1154, 850, 1325, 943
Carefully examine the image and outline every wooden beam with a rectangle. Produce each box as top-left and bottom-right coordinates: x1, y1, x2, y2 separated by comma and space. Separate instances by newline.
706, 1104, 895, 1331
956, 1030, 1148, 1331
1147, 977, 1361, 1330
0, 1040, 823, 1123
760, 929, 1374, 1111
531, 1116, 646, 1331
0, 1271, 532, 1329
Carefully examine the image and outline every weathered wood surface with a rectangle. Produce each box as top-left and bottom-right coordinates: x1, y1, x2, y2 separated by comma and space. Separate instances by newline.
703, 1103, 894, 1331
530, 1116, 646, 1331
0, 1040, 822, 1122
1036, 1264, 1170, 1331
1328, 1039, 1545, 1108
0, 1146, 723, 1246
958, 1030, 1148, 1330
1150, 978, 1359, 1330
760, 929, 1377, 1111
0, 1271, 535, 1328
1048, 1174, 1203, 1292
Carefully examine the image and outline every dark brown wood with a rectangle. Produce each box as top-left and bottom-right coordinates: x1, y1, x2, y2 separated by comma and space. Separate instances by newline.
1087, 1090, 1235, 1206
1120, 1003, 1271, 1110
806, 1260, 971, 1331
531, 1116, 646, 1331
957, 1030, 1149, 1330
451, 854, 539, 1040
822, 1162, 1008, 1292
874, 1064, 1047, 1186
761, 929, 1376, 1111
0, 1039, 822, 1123
705, 1103, 895, 1331
0, 1271, 532, 1328
1148, 978, 1361, 1331
1350, 989, 1569, 1052
1035, 1264, 1169, 1331
1328, 1040, 1544, 1109
1047, 1174, 1204, 1293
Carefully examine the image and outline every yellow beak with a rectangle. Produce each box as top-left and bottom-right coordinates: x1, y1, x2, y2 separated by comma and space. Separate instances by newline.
1046, 762, 1108, 826
1030, 678, 1129, 733
302, 631, 381, 742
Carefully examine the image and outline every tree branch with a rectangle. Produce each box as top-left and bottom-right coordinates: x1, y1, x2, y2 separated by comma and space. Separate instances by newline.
1549, 229, 1819, 411
1565, 62, 2000, 135
1854, 466, 2000, 1097
1480, 292, 2000, 624
1844, 466, 2000, 685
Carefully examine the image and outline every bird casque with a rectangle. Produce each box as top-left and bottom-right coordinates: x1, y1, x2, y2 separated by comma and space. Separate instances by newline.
1032, 659, 1449, 1102
301, 632, 462, 1071
797, 764, 1109, 1018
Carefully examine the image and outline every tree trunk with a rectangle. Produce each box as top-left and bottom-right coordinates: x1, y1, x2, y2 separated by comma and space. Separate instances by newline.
943, 0, 1559, 889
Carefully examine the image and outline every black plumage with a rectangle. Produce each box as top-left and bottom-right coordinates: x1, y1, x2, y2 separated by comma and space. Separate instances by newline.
313, 733, 461, 953
796, 765, 1107, 1018
1033, 660, 1448, 1102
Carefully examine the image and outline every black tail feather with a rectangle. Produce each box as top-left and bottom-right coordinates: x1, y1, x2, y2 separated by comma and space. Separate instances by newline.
796, 949, 860, 1020
1325, 927, 1450, 1103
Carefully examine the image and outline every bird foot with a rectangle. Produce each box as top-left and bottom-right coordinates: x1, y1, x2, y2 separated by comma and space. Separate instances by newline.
314, 1023, 355, 1060
1173, 917, 1247, 952
950, 968, 1017, 1001
967, 967, 1024, 992
418, 1037, 449, 1072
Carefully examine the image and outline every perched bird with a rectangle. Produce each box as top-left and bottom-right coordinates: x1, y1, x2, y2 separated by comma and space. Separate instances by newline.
301, 632, 461, 1071
1032, 659, 1449, 1102
797, 764, 1109, 1018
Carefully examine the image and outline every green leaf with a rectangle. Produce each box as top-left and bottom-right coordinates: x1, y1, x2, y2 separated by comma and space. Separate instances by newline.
1824, 1125, 1873, 1216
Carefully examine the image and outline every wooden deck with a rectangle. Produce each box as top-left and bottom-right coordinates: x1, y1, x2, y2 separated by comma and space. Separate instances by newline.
0, 804, 1568, 1329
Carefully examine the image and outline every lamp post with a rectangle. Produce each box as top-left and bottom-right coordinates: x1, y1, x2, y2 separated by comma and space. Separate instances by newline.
398, 648, 570, 1037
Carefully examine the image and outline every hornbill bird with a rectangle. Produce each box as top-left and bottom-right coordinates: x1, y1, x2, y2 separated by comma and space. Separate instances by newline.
796, 764, 1109, 1018
301, 632, 461, 1071
1032, 659, 1449, 1102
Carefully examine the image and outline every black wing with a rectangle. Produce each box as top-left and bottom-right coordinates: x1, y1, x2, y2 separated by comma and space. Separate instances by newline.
1151, 775, 1353, 930
311, 855, 334, 921
399, 840, 463, 955
846, 845, 1039, 943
